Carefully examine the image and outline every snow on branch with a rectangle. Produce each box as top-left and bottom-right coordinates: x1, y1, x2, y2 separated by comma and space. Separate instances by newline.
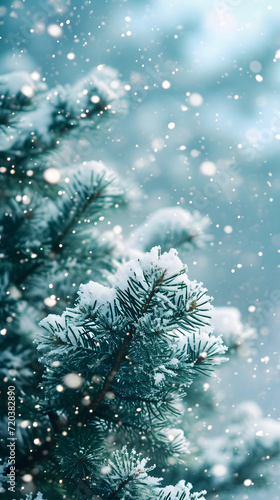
0, 161, 123, 333
37, 247, 226, 435
0, 66, 128, 166
212, 306, 256, 356
158, 480, 207, 500
127, 208, 211, 255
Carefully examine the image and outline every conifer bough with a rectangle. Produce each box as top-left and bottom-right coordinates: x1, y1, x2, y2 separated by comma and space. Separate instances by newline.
0, 67, 127, 168
35, 246, 227, 499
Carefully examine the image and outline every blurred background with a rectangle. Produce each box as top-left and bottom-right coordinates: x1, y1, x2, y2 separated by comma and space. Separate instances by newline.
0, 0, 279, 498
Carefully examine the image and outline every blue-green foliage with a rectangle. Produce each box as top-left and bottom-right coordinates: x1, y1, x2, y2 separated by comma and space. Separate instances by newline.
0, 161, 122, 336
37, 247, 226, 418
55, 423, 104, 480
128, 208, 211, 255
94, 447, 161, 499
0, 68, 127, 167
35, 247, 226, 496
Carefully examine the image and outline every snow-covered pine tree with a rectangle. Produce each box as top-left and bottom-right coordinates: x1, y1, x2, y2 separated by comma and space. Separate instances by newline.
0, 67, 214, 499
1, 66, 280, 500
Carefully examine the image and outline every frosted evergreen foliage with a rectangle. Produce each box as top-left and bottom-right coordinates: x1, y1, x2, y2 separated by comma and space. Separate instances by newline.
96, 447, 207, 500
38, 247, 226, 421
55, 423, 104, 480
158, 481, 206, 500
0, 67, 127, 167
1, 55, 278, 500
0, 161, 122, 336
212, 307, 256, 356
15, 448, 206, 500
128, 208, 211, 254
34, 247, 227, 498
95, 446, 161, 499
0, 66, 128, 500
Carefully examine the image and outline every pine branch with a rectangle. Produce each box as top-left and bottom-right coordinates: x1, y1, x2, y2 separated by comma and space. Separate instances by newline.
50, 186, 104, 253
0, 67, 127, 170
36, 248, 227, 499
95, 447, 161, 499
89, 270, 167, 415
0, 166, 121, 324
142, 270, 167, 314
106, 476, 132, 500
90, 328, 134, 414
